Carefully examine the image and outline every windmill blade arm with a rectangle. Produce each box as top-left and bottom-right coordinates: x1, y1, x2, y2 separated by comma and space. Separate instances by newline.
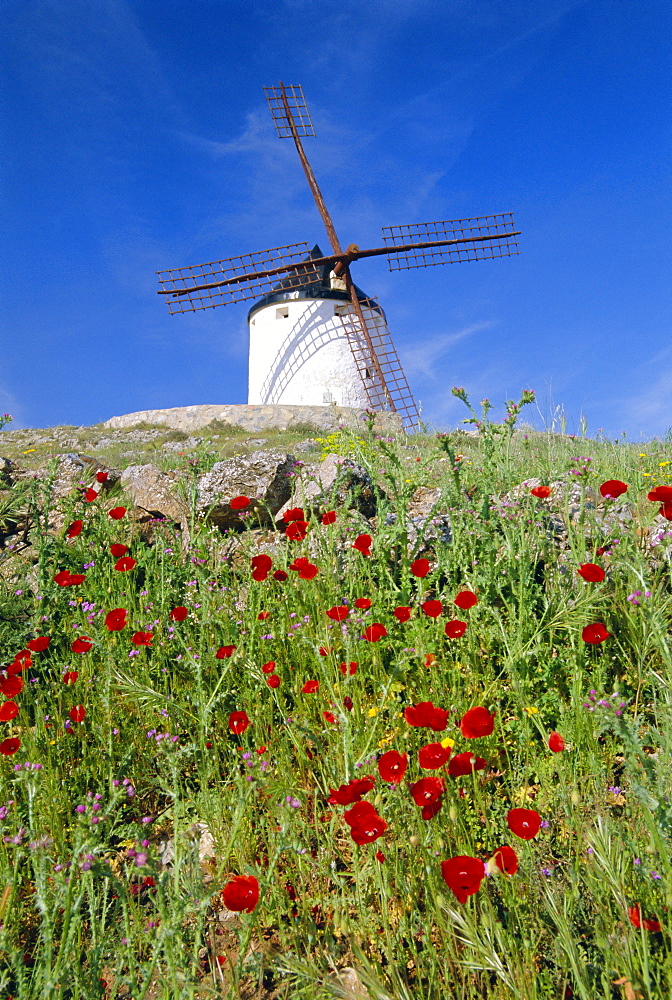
380, 212, 520, 271
156, 242, 335, 315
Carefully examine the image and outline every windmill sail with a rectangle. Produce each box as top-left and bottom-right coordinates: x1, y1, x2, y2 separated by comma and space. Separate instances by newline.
382, 213, 519, 270
337, 297, 421, 431
156, 242, 320, 313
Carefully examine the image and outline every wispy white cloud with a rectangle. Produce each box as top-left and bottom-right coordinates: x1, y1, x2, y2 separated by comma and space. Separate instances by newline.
402, 321, 496, 382
619, 349, 672, 439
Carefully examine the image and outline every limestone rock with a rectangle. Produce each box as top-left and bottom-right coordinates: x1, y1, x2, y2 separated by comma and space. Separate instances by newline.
0, 458, 15, 484
119, 464, 186, 523
500, 477, 634, 547
196, 450, 295, 530
384, 486, 452, 553
103, 403, 402, 435
327, 967, 371, 999
276, 453, 379, 522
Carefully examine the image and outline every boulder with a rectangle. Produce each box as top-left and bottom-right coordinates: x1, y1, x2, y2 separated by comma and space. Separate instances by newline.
119, 464, 186, 524
384, 485, 452, 553
196, 450, 295, 531
276, 453, 379, 523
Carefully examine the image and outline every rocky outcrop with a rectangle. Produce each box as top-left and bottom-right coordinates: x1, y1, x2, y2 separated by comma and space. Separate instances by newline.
196, 451, 295, 531
120, 464, 187, 524
103, 403, 401, 435
275, 453, 380, 523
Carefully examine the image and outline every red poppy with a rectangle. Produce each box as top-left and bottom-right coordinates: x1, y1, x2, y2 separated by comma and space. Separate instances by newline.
445, 620, 468, 638
170, 606, 188, 622
114, 557, 137, 572
378, 750, 408, 784
440, 856, 485, 903
344, 801, 387, 844
273, 570, 288, 582
289, 557, 318, 580
393, 606, 412, 623
261, 661, 276, 674
0, 676, 23, 698
411, 558, 430, 578
454, 590, 478, 610
266, 674, 280, 688
530, 485, 552, 498
448, 752, 487, 777
648, 485, 672, 502
108, 506, 126, 520
507, 808, 541, 840
363, 623, 387, 642
421, 798, 444, 820
283, 507, 305, 523
69, 705, 86, 723
582, 623, 610, 644
53, 570, 86, 587
230, 496, 250, 510
548, 731, 565, 753
222, 874, 259, 913
492, 845, 518, 875
424, 653, 437, 667
376, 850, 385, 862
257, 611, 269, 621
339, 661, 357, 675
343, 695, 353, 711
62, 671, 78, 685
409, 776, 445, 806
460, 706, 495, 739
0, 737, 20, 756
131, 632, 153, 646
600, 479, 628, 499
321, 511, 337, 525
0, 702, 18, 722
323, 711, 338, 724
326, 606, 349, 622
95, 470, 109, 483
577, 563, 605, 583
404, 701, 449, 732
421, 599, 443, 618
302, 680, 319, 693
418, 742, 452, 769
660, 501, 672, 520
251, 553, 273, 581
216, 645, 236, 659
84, 488, 98, 502
105, 609, 127, 631
329, 776, 376, 806
319, 646, 332, 656
228, 711, 250, 735
110, 543, 128, 557
285, 520, 308, 541
66, 520, 83, 538
71, 637, 93, 654
27, 636, 50, 652
354, 598, 372, 610
352, 534, 372, 556
628, 904, 661, 933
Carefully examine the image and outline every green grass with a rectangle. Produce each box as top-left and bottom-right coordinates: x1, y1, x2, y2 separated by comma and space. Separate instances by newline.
0, 410, 671, 999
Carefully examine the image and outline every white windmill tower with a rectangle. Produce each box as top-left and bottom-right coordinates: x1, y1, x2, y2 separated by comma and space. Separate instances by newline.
157, 83, 520, 431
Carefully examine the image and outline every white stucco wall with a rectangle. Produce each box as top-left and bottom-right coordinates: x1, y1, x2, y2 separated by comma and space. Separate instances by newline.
248, 296, 377, 408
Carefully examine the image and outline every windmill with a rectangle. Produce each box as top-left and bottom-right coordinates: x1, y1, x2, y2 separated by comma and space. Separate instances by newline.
157, 83, 520, 431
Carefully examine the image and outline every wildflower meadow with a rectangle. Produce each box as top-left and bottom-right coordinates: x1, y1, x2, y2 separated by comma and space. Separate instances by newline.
0, 394, 671, 999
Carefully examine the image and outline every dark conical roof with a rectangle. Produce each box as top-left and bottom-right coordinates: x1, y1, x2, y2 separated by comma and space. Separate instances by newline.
247, 244, 381, 322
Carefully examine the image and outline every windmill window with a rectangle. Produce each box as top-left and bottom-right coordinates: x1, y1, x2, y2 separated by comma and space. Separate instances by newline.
364, 367, 374, 378
276, 306, 289, 319
334, 304, 347, 317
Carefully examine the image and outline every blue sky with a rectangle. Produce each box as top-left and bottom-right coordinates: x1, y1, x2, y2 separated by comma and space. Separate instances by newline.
2, 0, 670, 439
